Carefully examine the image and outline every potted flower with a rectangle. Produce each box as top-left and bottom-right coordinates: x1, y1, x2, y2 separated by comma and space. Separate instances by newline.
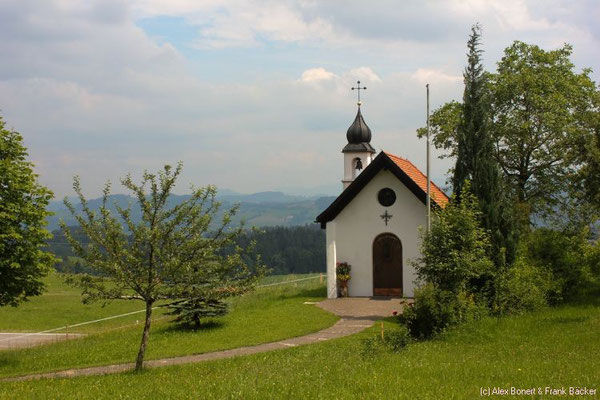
336, 262, 352, 297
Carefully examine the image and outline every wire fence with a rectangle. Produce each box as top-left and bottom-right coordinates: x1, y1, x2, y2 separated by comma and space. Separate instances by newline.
0, 274, 324, 343
257, 274, 322, 288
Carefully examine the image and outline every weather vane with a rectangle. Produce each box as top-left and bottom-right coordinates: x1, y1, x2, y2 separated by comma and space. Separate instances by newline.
351, 80, 367, 106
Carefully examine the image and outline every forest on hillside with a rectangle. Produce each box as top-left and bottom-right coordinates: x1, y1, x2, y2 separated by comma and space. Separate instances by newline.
237, 225, 326, 275
47, 225, 326, 276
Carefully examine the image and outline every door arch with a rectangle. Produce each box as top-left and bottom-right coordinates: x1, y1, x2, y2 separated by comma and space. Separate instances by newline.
372, 233, 403, 296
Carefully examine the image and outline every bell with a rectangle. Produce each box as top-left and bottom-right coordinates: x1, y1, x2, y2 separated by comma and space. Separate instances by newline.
355, 159, 363, 171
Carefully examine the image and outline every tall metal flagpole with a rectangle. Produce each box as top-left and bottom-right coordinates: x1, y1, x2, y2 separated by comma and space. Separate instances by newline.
426, 84, 431, 232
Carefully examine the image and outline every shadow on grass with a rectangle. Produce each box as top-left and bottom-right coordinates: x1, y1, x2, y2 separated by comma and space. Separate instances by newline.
541, 316, 589, 325
0, 355, 20, 370
124, 368, 153, 377
158, 320, 225, 334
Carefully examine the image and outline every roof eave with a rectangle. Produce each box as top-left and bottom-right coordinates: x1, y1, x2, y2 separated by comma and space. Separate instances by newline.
315, 152, 447, 228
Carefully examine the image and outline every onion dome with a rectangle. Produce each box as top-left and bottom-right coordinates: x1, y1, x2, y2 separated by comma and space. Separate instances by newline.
346, 107, 372, 143
342, 107, 376, 153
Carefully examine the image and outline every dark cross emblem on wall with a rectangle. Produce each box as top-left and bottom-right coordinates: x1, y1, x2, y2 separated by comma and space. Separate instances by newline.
380, 210, 393, 226
351, 80, 367, 105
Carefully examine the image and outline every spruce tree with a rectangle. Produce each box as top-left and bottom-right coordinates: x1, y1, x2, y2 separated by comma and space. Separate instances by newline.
453, 25, 516, 267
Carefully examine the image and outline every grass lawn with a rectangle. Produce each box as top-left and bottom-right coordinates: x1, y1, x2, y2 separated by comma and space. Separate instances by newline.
2, 298, 598, 399
0, 272, 324, 334
0, 271, 157, 333
0, 272, 336, 378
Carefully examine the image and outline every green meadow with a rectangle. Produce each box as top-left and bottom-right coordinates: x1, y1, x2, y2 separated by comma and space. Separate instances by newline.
1, 297, 598, 399
0, 273, 598, 399
0, 272, 154, 333
0, 272, 336, 378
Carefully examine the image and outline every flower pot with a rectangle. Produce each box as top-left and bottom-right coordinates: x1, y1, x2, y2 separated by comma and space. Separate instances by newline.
339, 280, 349, 297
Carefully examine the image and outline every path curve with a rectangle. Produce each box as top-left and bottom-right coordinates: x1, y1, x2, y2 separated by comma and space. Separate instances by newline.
3, 297, 407, 382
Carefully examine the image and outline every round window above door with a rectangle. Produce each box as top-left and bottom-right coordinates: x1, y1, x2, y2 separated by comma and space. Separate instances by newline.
378, 188, 396, 207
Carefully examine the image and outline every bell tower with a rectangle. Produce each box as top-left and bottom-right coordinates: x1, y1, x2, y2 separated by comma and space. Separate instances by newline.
342, 81, 376, 190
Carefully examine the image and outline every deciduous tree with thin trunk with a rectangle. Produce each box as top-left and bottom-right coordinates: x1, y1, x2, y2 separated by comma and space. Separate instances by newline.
0, 116, 56, 307
490, 42, 596, 221
569, 85, 600, 222
61, 163, 263, 371
420, 39, 598, 228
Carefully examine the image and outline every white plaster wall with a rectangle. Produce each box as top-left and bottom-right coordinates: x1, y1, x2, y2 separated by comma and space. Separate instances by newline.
325, 221, 337, 299
326, 169, 427, 298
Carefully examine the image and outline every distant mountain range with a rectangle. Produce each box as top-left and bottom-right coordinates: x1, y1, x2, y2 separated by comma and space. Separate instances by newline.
46, 190, 337, 231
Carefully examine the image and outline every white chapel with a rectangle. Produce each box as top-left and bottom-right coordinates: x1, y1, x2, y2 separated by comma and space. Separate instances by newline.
316, 96, 448, 299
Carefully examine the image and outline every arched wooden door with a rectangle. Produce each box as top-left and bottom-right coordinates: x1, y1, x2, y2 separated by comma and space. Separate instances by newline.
372, 233, 403, 296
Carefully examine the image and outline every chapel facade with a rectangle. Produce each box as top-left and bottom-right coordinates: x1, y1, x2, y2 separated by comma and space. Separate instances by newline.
316, 103, 448, 299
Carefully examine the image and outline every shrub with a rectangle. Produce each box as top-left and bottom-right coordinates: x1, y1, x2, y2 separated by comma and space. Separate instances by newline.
401, 283, 486, 339
413, 190, 495, 300
360, 336, 382, 359
524, 228, 593, 301
360, 324, 411, 358
494, 259, 556, 315
584, 239, 600, 282
385, 325, 411, 352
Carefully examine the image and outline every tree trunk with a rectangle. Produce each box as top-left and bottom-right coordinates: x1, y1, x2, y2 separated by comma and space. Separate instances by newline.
135, 300, 153, 371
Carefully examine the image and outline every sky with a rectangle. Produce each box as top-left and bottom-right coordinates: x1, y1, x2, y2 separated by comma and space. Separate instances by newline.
1, 0, 599, 198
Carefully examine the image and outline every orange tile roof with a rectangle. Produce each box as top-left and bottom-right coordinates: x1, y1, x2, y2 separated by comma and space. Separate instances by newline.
384, 151, 449, 208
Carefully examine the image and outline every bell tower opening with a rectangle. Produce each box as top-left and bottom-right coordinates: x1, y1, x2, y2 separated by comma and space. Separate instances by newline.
352, 157, 363, 179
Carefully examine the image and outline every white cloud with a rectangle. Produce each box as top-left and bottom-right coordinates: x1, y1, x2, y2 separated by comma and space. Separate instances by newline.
301, 67, 337, 83
300, 66, 381, 88
0, 0, 598, 198
411, 68, 462, 85
136, 0, 340, 49
450, 0, 552, 31
342, 67, 382, 84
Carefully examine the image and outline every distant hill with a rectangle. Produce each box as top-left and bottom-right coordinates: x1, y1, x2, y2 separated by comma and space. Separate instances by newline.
50, 224, 328, 275
46, 190, 335, 275
217, 191, 309, 204
46, 191, 337, 231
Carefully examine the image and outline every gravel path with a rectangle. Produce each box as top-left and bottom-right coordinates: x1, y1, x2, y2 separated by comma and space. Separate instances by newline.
3, 297, 408, 382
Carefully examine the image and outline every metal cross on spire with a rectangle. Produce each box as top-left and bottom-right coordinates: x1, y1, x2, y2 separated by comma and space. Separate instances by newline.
351, 80, 367, 106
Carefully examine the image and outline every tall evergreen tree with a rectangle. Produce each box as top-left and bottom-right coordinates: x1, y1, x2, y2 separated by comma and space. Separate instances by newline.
453, 24, 490, 199
453, 25, 516, 266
